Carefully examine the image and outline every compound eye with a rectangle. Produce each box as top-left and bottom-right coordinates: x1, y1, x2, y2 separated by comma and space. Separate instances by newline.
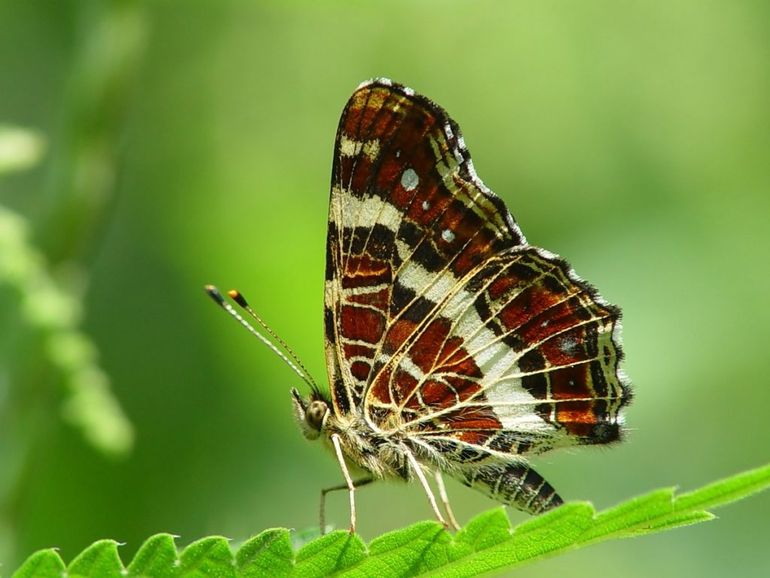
306, 400, 328, 431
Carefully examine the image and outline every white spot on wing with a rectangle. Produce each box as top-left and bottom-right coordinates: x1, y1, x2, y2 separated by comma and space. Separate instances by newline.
339, 135, 380, 160
442, 229, 455, 243
401, 168, 419, 191
334, 186, 402, 233
559, 335, 579, 355
363, 140, 380, 160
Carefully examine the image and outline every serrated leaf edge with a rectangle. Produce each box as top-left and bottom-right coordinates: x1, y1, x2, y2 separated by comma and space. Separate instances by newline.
10, 463, 770, 578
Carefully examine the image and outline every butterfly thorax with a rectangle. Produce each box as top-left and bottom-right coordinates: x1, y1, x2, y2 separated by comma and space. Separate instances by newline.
292, 387, 418, 480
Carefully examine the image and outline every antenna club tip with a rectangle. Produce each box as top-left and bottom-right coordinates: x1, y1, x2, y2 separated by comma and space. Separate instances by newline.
204, 284, 227, 306
228, 289, 250, 308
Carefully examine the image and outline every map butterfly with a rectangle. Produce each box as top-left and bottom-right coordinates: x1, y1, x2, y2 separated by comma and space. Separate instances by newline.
207, 78, 631, 532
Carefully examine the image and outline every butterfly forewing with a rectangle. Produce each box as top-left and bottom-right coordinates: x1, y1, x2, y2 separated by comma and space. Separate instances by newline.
324, 79, 630, 514
326, 81, 526, 413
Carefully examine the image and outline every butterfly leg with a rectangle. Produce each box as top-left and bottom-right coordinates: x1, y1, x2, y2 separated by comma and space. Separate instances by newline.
330, 433, 366, 533
320, 476, 374, 535
434, 471, 461, 530
404, 447, 447, 527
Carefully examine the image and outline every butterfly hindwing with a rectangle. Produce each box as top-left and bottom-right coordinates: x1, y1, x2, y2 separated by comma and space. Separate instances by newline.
393, 248, 628, 443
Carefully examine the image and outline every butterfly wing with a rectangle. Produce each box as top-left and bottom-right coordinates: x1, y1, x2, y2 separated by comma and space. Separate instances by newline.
325, 79, 630, 513
386, 246, 630, 444
325, 79, 526, 416
388, 246, 630, 513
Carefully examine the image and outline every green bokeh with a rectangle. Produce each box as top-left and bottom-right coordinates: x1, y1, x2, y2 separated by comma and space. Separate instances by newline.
1, 1, 768, 575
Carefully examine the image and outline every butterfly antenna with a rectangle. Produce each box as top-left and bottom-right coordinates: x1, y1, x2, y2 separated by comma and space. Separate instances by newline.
226, 287, 321, 393
204, 285, 320, 394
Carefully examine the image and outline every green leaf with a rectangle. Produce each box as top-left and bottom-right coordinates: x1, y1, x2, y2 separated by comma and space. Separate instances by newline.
508, 502, 595, 559
674, 463, 770, 512
179, 536, 236, 577
67, 539, 124, 578
127, 533, 179, 577
454, 507, 510, 550
11, 549, 65, 578
294, 530, 366, 576
579, 488, 675, 542
0, 125, 45, 175
634, 510, 715, 534
10, 463, 770, 578
347, 521, 451, 576
0, 205, 134, 456
237, 529, 294, 577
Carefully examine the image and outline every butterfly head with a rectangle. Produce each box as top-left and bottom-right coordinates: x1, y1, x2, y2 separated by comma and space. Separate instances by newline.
291, 387, 330, 440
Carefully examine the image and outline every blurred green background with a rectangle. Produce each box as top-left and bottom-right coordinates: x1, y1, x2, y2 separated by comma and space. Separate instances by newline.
1, 0, 769, 575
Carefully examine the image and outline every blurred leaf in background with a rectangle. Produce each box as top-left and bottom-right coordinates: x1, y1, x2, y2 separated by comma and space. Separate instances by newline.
0, 126, 45, 174
0, 1, 768, 576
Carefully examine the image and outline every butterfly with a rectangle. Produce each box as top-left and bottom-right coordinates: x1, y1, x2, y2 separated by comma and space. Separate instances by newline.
207, 78, 631, 533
